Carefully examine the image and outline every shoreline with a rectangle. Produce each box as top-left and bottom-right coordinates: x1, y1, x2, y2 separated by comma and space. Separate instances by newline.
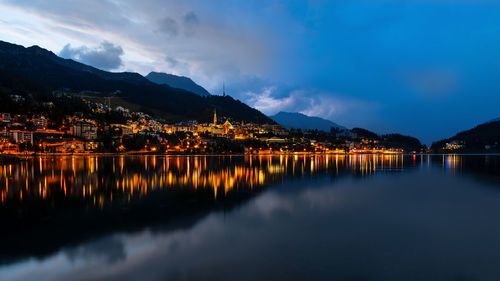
2, 152, 500, 158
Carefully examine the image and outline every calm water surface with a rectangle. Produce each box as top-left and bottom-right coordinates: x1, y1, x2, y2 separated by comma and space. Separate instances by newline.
1, 155, 500, 281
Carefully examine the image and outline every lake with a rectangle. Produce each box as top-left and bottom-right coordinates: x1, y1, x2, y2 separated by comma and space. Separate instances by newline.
1, 155, 500, 281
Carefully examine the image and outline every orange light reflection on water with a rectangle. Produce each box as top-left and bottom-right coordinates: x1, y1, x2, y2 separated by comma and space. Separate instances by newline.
0, 155, 415, 206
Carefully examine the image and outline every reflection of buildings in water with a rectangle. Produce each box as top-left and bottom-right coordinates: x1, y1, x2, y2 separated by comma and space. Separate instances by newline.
443, 154, 461, 171
0, 155, 410, 206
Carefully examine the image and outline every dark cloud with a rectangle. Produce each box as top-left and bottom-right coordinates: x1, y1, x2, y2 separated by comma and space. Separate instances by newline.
182, 11, 199, 36
158, 12, 199, 38
165, 56, 178, 67
59, 41, 124, 70
158, 17, 179, 37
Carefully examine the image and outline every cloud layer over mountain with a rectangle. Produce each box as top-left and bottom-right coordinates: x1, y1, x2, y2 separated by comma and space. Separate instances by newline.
60, 41, 124, 71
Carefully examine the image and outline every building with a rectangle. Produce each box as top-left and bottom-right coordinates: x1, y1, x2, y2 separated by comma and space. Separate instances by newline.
444, 140, 464, 150
71, 121, 97, 140
33, 130, 65, 141
266, 137, 287, 143
262, 124, 288, 136
9, 130, 33, 144
57, 140, 86, 153
1, 113, 11, 123
41, 140, 93, 153
110, 124, 133, 136
33, 115, 48, 129
211, 127, 224, 135
223, 120, 233, 134
196, 124, 212, 134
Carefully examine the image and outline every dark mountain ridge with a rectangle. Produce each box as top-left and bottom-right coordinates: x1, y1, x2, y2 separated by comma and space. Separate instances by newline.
146, 72, 211, 97
432, 120, 500, 152
270, 111, 345, 131
0, 41, 153, 85
0, 40, 272, 124
349, 128, 422, 152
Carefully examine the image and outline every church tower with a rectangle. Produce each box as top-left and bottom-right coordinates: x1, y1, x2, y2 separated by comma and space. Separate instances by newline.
213, 108, 217, 125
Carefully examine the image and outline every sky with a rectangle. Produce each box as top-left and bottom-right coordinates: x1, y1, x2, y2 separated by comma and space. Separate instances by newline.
1, 0, 500, 144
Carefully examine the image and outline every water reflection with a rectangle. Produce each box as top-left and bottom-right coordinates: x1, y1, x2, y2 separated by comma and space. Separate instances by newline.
443, 154, 462, 172
2, 155, 500, 281
0, 154, 414, 207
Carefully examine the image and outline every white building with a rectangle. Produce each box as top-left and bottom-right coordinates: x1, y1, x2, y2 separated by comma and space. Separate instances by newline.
9, 130, 33, 144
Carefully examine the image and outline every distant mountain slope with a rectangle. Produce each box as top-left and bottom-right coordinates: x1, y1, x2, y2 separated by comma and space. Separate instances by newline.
270, 112, 345, 131
146, 72, 211, 97
432, 120, 500, 152
346, 128, 422, 152
351, 128, 379, 139
382, 134, 422, 152
0, 40, 272, 124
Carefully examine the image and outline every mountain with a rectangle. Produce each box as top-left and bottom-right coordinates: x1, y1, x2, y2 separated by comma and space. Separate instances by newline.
432, 120, 500, 152
270, 112, 345, 131
351, 128, 379, 139
381, 134, 422, 152
0, 40, 272, 124
347, 128, 422, 152
145, 72, 211, 97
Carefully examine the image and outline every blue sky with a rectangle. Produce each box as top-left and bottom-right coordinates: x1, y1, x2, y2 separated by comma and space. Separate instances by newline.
1, 0, 500, 144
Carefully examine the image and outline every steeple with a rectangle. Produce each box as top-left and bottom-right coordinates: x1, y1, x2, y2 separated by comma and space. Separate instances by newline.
213, 108, 217, 125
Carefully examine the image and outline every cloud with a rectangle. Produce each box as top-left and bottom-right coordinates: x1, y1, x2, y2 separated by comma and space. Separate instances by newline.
158, 17, 179, 38
165, 56, 178, 67
0, 0, 276, 89
245, 86, 295, 114
59, 41, 124, 70
182, 11, 199, 36
157, 12, 199, 38
243, 86, 379, 127
162, 56, 193, 76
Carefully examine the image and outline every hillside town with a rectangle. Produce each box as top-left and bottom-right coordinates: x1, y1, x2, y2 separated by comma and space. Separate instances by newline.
0, 92, 420, 155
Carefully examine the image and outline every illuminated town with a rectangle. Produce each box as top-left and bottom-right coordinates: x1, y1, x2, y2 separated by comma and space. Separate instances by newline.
0, 93, 417, 155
